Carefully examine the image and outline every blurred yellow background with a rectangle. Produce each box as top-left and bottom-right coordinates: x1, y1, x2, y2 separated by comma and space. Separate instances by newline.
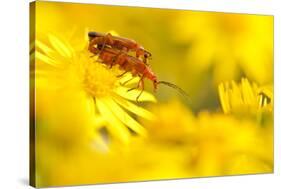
31, 1, 273, 187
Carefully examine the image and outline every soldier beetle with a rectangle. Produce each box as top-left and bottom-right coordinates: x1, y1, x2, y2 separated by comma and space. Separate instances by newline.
88, 31, 152, 64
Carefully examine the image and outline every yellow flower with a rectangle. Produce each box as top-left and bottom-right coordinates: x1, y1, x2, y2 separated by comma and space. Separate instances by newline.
34, 33, 156, 144
218, 78, 273, 115
194, 112, 273, 176
140, 100, 273, 177
141, 100, 196, 144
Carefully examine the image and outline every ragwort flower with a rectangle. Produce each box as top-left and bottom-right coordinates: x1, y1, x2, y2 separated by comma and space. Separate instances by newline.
218, 78, 273, 115
34, 33, 156, 144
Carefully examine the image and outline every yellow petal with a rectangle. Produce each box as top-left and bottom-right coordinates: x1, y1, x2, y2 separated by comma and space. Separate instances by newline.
113, 95, 156, 120
230, 80, 243, 109
48, 34, 72, 58
241, 78, 256, 106
103, 97, 147, 136
35, 51, 60, 67
96, 98, 130, 144
114, 86, 157, 102
82, 95, 107, 130
36, 40, 54, 54
218, 83, 230, 113
93, 115, 107, 129
83, 94, 96, 119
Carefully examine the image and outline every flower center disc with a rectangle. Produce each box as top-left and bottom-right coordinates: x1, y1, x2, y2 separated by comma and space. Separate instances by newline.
83, 61, 118, 97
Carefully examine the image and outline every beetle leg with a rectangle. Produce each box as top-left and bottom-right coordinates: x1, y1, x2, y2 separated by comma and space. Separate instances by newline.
127, 86, 138, 92
109, 62, 113, 69
120, 77, 134, 86
117, 71, 128, 78
136, 78, 144, 102
127, 75, 144, 92
100, 33, 114, 53
100, 38, 107, 53
143, 57, 148, 64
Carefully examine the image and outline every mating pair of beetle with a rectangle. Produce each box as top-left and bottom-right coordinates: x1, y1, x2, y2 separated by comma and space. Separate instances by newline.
88, 31, 188, 101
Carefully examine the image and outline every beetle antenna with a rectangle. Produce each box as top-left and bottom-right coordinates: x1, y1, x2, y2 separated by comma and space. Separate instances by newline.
157, 81, 191, 102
